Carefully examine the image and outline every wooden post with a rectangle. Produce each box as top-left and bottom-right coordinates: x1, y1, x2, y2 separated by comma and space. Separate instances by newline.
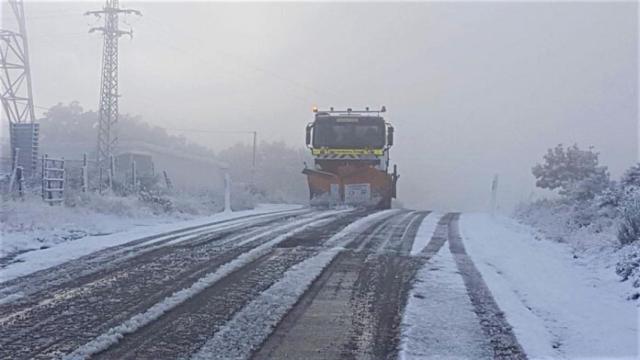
8, 147, 20, 194
131, 160, 137, 192
16, 166, 24, 199
82, 153, 88, 193
41, 154, 47, 200
60, 158, 65, 205
109, 155, 115, 192
99, 167, 103, 194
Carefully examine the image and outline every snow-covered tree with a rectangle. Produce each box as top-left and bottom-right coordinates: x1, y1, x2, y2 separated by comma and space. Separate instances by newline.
532, 144, 610, 200
621, 164, 640, 189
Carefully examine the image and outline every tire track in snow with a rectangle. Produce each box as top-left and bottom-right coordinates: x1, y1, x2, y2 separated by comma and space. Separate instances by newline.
416, 212, 456, 258
346, 211, 429, 359
250, 210, 425, 360
447, 214, 528, 360
62, 210, 353, 360
408, 212, 443, 256
0, 210, 338, 360
192, 209, 402, 360
0, 208, 310, 305
90, 210, 372, 360
399, 212, 493, 359
395, 211, 430, 254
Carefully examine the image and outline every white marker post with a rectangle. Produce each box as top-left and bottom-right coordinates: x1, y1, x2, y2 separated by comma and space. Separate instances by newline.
224, 172, 232, 212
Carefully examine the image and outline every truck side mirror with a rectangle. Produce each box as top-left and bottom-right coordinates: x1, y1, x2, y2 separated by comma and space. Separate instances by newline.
387, 126, 394, 146
306, 124, 312, 146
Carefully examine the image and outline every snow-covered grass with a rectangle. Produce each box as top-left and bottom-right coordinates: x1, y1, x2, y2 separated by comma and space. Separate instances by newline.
460, 213, 638, 359
0, 203, 304, 283
63, 210, 347, 360
0, 186, 295, 260
1, 193, 167, 259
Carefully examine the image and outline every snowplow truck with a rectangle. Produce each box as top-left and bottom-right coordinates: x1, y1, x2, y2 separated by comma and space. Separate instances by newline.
303, 106, 399, 209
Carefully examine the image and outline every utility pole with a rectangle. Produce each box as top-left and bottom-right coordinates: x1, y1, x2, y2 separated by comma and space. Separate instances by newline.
1, 0, 39, 178
86, 0, 140, 184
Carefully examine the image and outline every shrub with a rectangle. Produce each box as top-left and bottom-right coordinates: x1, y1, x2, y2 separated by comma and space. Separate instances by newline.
139, 190, 173, 214
621, 164, 640, 189
619, 188, 640, 245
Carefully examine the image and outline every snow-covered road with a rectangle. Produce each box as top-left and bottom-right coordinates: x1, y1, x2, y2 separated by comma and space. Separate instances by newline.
0, 208, 636, 360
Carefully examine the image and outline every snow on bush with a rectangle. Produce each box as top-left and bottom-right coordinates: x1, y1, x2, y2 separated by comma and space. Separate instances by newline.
621, 164, 640, 189
514, 198, 619, 250
518, 145, 640, 299
615, 242, 640, 300
618, 187, 640, 246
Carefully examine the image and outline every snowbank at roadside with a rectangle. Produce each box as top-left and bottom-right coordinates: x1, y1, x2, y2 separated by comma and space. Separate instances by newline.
514, 198, 640, 300
460, 213, 638, 359
0, 202, 303, 283
0, 189, 267, 260
2, 195, 172, 260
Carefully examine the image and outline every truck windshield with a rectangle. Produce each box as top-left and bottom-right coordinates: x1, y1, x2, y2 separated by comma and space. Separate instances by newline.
313, 117, 386, 148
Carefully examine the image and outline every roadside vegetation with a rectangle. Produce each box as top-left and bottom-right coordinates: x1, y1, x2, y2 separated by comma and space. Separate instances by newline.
515, 144, 640, 299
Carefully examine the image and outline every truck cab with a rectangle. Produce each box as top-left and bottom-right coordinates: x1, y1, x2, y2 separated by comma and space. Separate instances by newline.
303, 107, 398, 208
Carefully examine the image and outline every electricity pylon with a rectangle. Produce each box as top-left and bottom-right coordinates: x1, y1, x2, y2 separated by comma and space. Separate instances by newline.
86, 0, 140, 177
1, 0, 39, 177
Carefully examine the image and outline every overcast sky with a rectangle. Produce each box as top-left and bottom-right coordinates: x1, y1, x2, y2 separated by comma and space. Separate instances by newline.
1, 1, 637, 211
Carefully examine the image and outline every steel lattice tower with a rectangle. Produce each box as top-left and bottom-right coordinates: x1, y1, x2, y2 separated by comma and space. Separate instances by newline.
1, 0, 39, 177
86, 0, 140, 172
0, 0, 35, 124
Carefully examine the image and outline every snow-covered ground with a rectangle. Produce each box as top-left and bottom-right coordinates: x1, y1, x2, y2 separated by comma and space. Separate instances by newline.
0, 202, 303, 283
400, 244, 492, 359
409, 212, 442, 255
460, 213, 638, 359
0, 191, 264, 261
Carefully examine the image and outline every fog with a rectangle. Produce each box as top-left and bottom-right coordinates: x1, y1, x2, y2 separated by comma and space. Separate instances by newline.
2, 1, 637, 211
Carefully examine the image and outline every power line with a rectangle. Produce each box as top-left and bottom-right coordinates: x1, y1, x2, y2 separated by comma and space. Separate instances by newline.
167, 127, 258, 185
165, 128, 256, 135
143, 13, 340, 101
